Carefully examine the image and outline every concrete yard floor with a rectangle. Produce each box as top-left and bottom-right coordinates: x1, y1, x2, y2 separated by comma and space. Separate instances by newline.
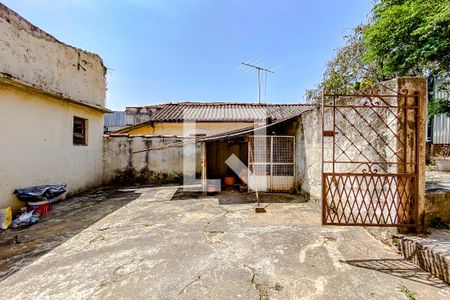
426, 168, 450, 193
0, 186, 449, 299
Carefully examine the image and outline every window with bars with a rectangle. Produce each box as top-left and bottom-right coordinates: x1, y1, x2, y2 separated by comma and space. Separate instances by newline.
73, 116, 87, 145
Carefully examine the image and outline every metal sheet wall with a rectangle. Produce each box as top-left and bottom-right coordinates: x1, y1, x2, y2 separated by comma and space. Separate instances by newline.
433, 114, 450, 144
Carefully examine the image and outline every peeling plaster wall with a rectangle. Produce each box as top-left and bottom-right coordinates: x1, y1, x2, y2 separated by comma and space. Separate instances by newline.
102, 136, 201, 184
0, 4, 107, 211
295, 108, 323, 200
0, 85, 104, 211
0, 4, 106, 108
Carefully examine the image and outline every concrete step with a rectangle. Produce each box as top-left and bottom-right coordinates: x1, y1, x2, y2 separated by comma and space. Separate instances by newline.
397, 230, 450, 284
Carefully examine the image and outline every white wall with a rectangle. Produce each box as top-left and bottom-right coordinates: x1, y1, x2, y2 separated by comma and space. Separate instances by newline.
0, 4, 106, 108
0, 85, 104, 210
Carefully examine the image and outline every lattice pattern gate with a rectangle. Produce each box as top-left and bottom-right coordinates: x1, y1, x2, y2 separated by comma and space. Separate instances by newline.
248, 136, 295, 192
322, 89, 420, 227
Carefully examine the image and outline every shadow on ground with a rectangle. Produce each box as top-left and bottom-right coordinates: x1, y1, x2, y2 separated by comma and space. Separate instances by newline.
170, 188, 307, 205
0, 186, 143, 281
341, 258, 448, 288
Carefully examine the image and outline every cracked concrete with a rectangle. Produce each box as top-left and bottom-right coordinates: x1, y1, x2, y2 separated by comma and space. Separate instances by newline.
0, 186, 449, 299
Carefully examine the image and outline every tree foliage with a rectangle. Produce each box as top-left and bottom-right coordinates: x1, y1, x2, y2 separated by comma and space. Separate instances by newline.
307, 0, 450, 109
429, 78, 450, 117
364, 0, 450, 77
428, 98, 450, 117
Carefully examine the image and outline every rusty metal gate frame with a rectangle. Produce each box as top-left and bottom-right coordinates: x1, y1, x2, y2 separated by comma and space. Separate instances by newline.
248, 136, 295, 192
321, 88, 421, 227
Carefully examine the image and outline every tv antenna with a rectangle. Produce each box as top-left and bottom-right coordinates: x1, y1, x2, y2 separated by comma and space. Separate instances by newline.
241, 62, 274, 103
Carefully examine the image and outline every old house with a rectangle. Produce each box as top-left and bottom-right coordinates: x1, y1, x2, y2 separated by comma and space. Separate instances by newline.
103, 102, 313, 189
102, 103, 315, 192
113, 102, 309, 136
0, 4, 109, 210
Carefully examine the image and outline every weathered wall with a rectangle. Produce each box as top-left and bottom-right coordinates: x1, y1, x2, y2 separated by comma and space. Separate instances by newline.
0, 85, 104, 211
0, 3, 107, 211
0, 4, 106, 109
124, 122, 254, 136
295, 108, 323, 200
102, 136, 201, 184
424, 191, 450, 226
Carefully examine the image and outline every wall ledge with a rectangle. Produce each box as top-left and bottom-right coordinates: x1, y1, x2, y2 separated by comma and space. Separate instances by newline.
0, 73, 111, 113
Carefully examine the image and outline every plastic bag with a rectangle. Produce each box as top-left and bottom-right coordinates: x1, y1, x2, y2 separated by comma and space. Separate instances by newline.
14, 184, 67, 202
11, 211, 40, 229
0, 207, 12, 229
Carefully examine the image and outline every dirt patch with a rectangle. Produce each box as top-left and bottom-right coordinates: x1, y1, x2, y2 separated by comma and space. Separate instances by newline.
111, 167, 183, 186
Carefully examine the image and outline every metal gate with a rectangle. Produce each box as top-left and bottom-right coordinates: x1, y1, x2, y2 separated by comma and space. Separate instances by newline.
322, 88, 421, 227
248, 136, 295, 192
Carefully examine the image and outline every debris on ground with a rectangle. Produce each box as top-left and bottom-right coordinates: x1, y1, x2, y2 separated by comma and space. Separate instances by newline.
13, 184, 67, 203
6, 184, 68, 230
10, 211, 39, 229
0, 208, 12, 230
0, 185, 140, 279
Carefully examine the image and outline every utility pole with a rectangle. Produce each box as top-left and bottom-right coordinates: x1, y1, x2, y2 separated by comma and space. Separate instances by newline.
241, 62, 274, 103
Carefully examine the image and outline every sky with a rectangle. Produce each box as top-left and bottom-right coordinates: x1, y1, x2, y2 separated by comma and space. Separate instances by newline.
1, 0, 373, 110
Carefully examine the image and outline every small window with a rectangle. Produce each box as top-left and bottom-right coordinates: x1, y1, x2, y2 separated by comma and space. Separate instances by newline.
73, 116, 87, 145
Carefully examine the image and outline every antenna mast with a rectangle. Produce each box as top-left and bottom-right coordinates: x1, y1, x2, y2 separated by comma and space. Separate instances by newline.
241, 62, 274, 103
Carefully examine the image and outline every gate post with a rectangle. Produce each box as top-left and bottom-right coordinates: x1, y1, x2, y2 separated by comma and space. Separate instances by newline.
398, 77, 427, 232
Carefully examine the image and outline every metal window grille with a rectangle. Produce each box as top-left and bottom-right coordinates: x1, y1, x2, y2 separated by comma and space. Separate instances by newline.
248, 136, 295, 192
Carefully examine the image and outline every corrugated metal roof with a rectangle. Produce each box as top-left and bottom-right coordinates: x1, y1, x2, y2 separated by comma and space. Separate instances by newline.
104, 111, 126, 127
131, 111, 312, 153
433, 114, 450, 144
433, 79, 450, 144
148, 102, 313, 122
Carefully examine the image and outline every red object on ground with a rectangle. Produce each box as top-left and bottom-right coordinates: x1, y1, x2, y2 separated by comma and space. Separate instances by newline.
28, 201, 50, 216
224, 176, 235, 187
